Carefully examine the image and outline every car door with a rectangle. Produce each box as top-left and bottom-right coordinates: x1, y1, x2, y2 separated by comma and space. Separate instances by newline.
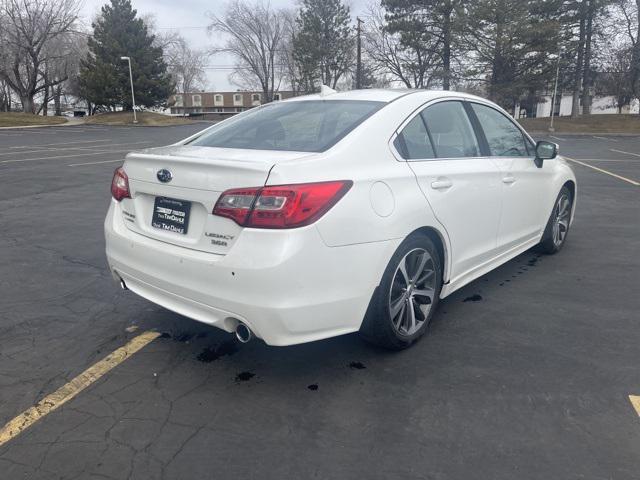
393, 100, 503, 282
467, 102, 555, 252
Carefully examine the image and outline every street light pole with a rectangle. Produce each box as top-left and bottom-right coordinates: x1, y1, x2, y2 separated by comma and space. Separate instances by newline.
120, 56, 138, 124
549, 48, 561, 133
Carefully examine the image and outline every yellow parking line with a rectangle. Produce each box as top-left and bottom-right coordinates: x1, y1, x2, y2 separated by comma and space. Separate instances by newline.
564, 156, 640, 186
630, 395, 640, 417
0, 331, 160, 447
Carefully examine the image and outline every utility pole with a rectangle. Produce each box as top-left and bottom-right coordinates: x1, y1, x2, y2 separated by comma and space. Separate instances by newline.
120, 56, 138, 124
356, 17, 364, 90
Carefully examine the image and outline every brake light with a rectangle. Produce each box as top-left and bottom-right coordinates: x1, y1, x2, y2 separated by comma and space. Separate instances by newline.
213, 181, 352, 228
111, 167, 131, 201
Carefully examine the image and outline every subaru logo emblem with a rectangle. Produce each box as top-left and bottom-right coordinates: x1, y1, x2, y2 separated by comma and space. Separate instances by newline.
157, 169, 172, 183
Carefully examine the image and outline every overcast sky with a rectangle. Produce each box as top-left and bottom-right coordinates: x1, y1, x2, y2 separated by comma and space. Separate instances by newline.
79, 0, 365, 91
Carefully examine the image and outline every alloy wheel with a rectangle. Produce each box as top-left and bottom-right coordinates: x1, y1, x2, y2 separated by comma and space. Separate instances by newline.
388, 248, 437, 336
552, 193, 571, 247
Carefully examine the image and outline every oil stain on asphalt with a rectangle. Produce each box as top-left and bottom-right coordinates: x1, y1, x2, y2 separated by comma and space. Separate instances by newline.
349, 361, 366, 370
307, 384, 319, 391
197, 340, 239, 363
463, 294, 483, 302
236, 371, 255, 382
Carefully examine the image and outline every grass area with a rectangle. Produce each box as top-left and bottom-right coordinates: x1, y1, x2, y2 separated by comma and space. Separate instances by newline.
84, 111, 195, 126
519, 114, 640, 134
0, 112, 67, 127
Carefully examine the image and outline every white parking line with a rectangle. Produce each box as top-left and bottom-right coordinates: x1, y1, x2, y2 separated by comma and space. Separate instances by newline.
68, 158, 125, 167
611, 149, 640, 158
550, 135, 565, 141
564, 156, 640, 186
0, 148, 138, 165
9, 139, 111, 149
572, 158, 640, 163
0, 141, 151, 157
593, 136, 618, 142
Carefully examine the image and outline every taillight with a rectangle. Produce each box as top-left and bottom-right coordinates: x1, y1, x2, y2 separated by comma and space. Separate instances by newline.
213, 181, 352, 229
111, 167, 131, 201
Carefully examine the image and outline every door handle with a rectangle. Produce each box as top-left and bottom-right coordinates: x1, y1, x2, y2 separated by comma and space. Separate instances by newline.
502, 175, 516, 184
431, 179, 452, 190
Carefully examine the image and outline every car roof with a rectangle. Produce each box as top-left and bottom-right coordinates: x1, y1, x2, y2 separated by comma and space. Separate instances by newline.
284, 88, 489, 104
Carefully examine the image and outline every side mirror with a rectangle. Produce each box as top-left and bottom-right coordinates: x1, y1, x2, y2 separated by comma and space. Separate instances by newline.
534, 140, 558, 167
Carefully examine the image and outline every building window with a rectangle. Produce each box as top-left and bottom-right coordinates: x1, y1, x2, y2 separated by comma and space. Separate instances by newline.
235, 107, 242, 113
274, 93, 281, 101
214, 94, 223, 107
174, 95, 183, 107
251, 93, 261, 105
192, 94, 202, 107
233, 93, 243, 106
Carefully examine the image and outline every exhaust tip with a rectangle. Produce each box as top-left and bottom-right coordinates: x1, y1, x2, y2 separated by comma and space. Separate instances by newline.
119, 278, 128, 290
235, 323, 252, 343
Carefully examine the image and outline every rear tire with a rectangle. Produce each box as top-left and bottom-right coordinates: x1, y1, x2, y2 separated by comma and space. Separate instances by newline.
538, 186, 573, 254
360, 233, 442, 350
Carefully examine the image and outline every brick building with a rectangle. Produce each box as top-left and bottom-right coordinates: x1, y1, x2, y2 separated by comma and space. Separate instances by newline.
168, 91, 297, 117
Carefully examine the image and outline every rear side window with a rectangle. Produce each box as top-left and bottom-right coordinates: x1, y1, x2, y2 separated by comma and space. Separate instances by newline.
421, 101, 480, 158
394, 114, 436, 159
188, 100, 384, 152
470, 103, 529, 157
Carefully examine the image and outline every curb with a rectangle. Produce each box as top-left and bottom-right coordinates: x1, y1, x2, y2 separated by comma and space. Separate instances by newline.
0, 119, 84, 130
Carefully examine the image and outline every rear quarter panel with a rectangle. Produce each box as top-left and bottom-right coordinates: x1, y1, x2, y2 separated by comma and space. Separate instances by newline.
265, 93, 454, 278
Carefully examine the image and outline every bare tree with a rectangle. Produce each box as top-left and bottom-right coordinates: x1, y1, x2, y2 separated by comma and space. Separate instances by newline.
165, 37, 209, 94
363, 4, 441, 88
0, 0, 81, 113
207, 0, 287, 102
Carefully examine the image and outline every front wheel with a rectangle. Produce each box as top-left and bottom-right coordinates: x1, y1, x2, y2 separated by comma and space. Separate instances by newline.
360, 233, 442, 350
538, 186, 573, 254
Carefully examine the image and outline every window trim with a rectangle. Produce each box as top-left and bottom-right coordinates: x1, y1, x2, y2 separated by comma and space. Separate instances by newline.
389, 96, 538, 163
391, 98, 486, 162
465, 100, 535, 158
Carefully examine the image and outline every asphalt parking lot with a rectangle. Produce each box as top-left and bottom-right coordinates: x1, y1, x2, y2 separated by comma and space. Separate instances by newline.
0, 124, 639, 479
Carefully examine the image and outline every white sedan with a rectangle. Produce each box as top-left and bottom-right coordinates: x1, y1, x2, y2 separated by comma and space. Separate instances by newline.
105, 89, 576, 349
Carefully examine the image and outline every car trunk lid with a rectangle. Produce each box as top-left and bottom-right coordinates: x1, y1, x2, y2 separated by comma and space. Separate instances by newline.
119, 145, 311, 254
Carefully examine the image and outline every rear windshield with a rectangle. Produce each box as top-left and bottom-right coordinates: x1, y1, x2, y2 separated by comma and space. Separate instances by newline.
187, 100, 384, 152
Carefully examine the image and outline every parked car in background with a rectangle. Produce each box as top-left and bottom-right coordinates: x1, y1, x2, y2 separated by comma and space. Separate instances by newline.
105, 89, 576, 350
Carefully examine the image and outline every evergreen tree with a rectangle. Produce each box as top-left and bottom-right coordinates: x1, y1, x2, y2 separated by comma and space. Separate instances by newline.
462, 0, 562, 112
79, 0, 173, 112
382, 0, 464, 90
293, 0, 355, 91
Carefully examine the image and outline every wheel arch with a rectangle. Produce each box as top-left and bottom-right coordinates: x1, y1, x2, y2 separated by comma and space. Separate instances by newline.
409, 226, 449, 284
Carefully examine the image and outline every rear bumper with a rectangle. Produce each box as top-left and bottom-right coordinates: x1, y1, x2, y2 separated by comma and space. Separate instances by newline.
105, 201, 399, 346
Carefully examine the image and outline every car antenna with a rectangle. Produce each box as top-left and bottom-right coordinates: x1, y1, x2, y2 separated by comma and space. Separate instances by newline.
320, 85, 337, 97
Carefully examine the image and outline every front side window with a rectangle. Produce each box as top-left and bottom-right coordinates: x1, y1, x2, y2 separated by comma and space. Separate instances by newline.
394, 114, 435, 160
421, 101, 480, 158
188, 100, 383, 152
470, 103, 529, 157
